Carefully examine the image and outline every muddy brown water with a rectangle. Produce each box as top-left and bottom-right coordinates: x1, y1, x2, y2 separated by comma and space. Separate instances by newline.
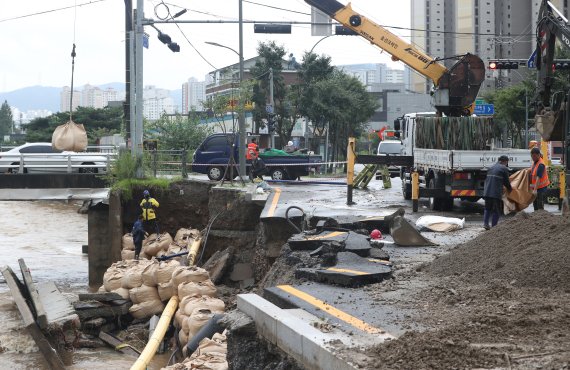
0, 201, 168, 369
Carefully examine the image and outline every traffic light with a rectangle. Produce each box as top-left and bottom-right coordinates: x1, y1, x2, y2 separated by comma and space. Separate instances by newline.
267, 114, 276, 132
156, 31, 180, 52
254, 24, 292, 34
553, 60, 570, 70
488, 60, 519, 70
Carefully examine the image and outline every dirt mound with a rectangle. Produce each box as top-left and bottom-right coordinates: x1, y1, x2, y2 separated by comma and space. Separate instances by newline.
429, 211, 570, 291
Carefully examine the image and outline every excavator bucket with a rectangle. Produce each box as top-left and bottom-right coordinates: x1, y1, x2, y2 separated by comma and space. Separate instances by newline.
435, 54, 486, 116
389, 215, 436, 247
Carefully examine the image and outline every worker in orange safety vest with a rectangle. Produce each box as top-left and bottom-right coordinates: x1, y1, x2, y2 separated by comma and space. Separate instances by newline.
246, 138, 259, 160
529, 147, 550, 211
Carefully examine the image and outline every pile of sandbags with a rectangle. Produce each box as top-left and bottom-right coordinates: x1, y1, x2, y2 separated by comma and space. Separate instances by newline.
161, 332, 228, 370
121, 228, 201, 261
99, 261, 224, 323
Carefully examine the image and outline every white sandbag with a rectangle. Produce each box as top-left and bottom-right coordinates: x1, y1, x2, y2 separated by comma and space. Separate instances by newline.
121, 263, 149, 289
52, 120, 88, 152
129, 300, 165, 320
193, 335, 227, 357
174, 228, 200, 247
129, 284, 160, 304
143, 233, 173, 257
183, 353, 228, 370
122, 233, 135, 250
174, 309, 188, 329
172, 266, 210, 287
142, 262, 159, 287
178, 280, 217, 300
121, 249, 135, 261
111, 287, 130, 300
178, 329, 189, 347
181, 295, 225, 316
187, 308, 215, 340
167, 242, 187, 255
416, 216, 465, 232
156, 260, 180, 284
158, 281, 176, 301
103, 271, 123, 292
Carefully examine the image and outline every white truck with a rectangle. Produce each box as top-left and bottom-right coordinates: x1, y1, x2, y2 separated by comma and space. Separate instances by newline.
397, 113, 532, 211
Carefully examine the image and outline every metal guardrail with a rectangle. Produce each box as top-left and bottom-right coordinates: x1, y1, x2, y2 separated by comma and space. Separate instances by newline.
0, 152, 116, 174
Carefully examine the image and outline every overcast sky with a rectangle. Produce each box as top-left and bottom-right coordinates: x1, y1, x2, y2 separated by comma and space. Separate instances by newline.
0, 0, 411, 93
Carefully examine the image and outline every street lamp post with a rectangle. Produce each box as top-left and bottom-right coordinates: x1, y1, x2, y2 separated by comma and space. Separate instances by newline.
205, 39, 246, 178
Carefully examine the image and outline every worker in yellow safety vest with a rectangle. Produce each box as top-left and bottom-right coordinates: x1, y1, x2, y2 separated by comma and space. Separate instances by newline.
529, 147, 550, 211
140, 189, 160, 235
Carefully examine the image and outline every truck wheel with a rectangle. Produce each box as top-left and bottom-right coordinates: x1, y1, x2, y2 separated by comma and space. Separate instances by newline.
428, 178, 443, 211
402, 180, 412, 200
271, 168, 288, 180
207, 166, 223, 181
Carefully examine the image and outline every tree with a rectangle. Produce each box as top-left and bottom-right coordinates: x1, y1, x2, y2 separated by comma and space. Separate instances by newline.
304, 71, 378, 161
24, 106, 122, 143
0, 100, 14, 139
484, 77, 534, 148
145, 113, 211, 151
250, 41, 289, 144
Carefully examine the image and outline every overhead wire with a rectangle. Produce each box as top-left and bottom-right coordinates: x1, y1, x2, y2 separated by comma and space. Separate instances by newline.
152, 0, 218, 70
0, 0, 108, 23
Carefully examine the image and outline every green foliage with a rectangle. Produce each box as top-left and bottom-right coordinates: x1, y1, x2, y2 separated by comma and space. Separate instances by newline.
304, 70, 378, 160
112, 177, 170, 201
24, 106, 122, 144
0, 100, 14, 138
145, 113, 211, 150
484, 78, 533, 148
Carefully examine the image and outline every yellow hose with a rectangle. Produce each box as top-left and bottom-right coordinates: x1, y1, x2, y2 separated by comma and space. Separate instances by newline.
130, 237, 202, 370
187, 238, 202, 266
130, 295, 179, 370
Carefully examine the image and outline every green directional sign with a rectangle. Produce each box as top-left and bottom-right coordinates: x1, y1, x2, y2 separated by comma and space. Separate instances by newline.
475, 99, 487, 105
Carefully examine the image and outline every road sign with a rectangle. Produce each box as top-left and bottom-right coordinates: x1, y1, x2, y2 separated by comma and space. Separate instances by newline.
475, 99, 487, 105
143, 33, 149, 49
528, 49, 538, 68
474, 104, 494, 115
265, 104, 273, 114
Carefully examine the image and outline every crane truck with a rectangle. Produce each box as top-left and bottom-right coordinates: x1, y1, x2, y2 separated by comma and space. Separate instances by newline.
305, 0, 534, 210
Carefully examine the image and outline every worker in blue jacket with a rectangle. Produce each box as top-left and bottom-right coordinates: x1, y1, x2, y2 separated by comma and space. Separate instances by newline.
482, 155, 512, 230
132, 215, 145, 260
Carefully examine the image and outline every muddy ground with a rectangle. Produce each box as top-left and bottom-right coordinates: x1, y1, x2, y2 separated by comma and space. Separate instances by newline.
335, 211, 570, 370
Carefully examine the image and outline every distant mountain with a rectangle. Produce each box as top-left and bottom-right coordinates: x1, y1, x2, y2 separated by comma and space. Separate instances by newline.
0, 83, 183, 113
0, 86, 61, 112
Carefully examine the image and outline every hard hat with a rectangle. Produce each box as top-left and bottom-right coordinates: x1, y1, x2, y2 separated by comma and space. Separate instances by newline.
288, 141, 293, 146
370, 229, 382, 240
143, 190, 150, 197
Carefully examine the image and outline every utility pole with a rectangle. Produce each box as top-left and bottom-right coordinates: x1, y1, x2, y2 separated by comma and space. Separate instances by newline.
134, 0, 144, 177
124, 0, 132, 144
238, 0, 246, 178
269, 67, 275, 149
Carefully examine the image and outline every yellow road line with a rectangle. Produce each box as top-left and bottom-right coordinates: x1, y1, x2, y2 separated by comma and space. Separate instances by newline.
305, 231, 347, 240
276, 285, 394, 338
266, 188, 281, 217
367, 258, 393, 265
325, 267, 368, 276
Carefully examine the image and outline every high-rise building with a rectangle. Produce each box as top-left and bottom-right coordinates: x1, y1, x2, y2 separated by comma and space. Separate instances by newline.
338, 63, 404, 86
60, 86, 80, 113
182, 78, 206, 113
82, 84, 105, 109
143, 85, 176, 120
409, 0, 570, 93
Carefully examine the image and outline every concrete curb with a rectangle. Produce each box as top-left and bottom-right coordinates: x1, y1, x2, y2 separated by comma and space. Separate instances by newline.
237, 293, 358, 370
